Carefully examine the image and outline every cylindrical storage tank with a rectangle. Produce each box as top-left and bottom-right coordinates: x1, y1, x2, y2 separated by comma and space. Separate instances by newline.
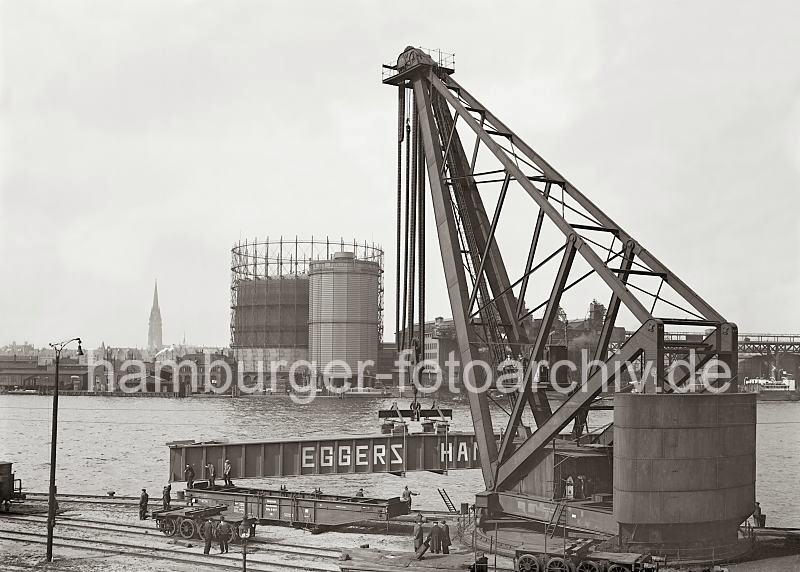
233, 276, 309, 350
309, 252, 381, 384
614, 392, 756, 561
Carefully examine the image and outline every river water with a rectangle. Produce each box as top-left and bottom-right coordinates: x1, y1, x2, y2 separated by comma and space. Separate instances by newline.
0, 395, 797, 527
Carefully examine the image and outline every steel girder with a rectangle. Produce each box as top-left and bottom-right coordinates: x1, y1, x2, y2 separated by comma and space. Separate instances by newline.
411, 76, 500, 487
384, 48, 737, 495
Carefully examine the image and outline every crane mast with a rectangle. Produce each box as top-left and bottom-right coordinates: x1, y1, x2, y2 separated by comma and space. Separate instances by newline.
384, 46, 738, 503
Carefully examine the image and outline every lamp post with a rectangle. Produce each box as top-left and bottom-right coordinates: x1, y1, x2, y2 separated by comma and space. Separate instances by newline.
45, 337, 83, 562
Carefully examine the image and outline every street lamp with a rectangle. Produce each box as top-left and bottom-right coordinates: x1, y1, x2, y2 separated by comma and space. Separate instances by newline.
45, 336, 83, 562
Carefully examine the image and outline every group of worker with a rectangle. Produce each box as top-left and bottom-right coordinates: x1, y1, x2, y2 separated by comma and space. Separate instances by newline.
183, 460, 234, 489
563, 474, 593, 500
201, 516, 234, 554
139, 460, 237, 521
412, 514, 452, 555
138, 484, 173, 519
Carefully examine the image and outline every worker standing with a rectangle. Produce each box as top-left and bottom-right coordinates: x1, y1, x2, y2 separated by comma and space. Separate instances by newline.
753, 501, 766, 527
138, 488, 149, 520
223, 459, 232, 487
184, 464, 195, 489
428, 520, 441, 554
401, 485, 419, 509
410, 399, 422, 421
576, 475, 586, 500
162, 485, 171, 511
216, 516, 231, 553
565, 476, 574, 500
207, 462, 216, 488
201, 518, 214, 554
469, 551, 489, 572
356, 488, 365, 498
412, 515, 425, 552
440, 520, 451, 554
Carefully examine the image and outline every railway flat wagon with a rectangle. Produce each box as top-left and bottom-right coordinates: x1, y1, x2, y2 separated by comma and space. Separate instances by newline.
0, 461, 26, 511
186, 482, 409, 532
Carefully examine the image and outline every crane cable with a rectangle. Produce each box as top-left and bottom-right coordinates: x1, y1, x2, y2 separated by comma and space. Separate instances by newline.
397, 88, 427, 395
395, 86, 405, 349
407, 94, 418, 359
418, 126, 426, 368
400, 114, 411, 350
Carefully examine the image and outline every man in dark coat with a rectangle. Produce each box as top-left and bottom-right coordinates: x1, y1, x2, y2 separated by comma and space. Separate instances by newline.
753, 501, 766, 527
440, 520, 451, 554
162, 485, 171, 511
207, 462, 216, 488
216, 516, 231, 553
184, 464, 195, 489
138, 489, 149, 520
428, 521, 441, 554
412, 516, 424, 552
201, 519, 214, 554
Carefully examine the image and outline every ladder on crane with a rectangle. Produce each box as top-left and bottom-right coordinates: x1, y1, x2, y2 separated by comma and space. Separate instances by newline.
545, 501, 567, 538
437, 488, 457, 513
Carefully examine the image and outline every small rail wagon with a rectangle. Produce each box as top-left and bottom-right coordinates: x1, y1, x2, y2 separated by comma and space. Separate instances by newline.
152, 503, 253, 542
0, 461, 26, 511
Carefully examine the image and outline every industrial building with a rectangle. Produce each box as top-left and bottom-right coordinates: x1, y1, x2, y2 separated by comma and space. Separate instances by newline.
396, 316, 461, 386
230, 237, 383, 389
399, 306, 627, 390
0, 355, 87, 392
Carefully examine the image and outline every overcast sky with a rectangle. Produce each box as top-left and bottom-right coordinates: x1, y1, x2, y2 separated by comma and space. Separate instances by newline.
1, 1, 798, 349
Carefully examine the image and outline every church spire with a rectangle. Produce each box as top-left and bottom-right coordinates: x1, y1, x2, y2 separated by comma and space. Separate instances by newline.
148, 279, 163, 351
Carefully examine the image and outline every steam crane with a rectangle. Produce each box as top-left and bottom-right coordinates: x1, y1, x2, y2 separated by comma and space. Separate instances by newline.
385, 47, 755, 567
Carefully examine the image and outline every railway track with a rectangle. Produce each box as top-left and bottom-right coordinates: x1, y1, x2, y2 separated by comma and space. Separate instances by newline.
1, 513, 341, 559
0, 529, 337, 572
23, 491, 191, 507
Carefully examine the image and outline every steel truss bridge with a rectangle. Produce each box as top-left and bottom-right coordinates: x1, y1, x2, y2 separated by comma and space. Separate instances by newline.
611, 332, 800, 355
